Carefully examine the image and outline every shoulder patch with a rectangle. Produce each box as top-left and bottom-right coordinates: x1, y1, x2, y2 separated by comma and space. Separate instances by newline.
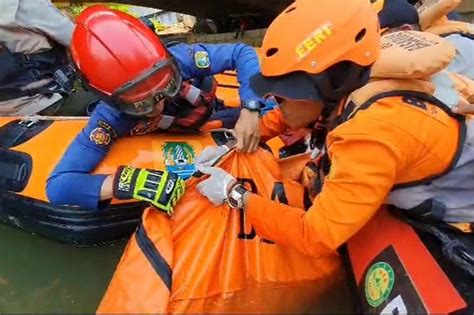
89, 127, 112, 146
98, 120, 117, 138
194, 51, 210, 69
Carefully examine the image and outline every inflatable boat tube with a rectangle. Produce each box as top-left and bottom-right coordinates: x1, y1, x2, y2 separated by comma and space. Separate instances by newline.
0, 116, 232, 246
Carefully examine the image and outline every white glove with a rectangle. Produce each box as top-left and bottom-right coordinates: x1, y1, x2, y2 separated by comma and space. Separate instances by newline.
196, 166, 236, 205
194, 145, 230, 168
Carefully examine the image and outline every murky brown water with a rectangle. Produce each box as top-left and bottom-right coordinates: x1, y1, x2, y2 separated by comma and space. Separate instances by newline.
0, 223, 354, 313
0, 224, 126, 313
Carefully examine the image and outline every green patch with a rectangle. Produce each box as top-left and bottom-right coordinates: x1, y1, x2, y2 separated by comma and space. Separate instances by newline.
194, 51, 210, 69
163, 142, 196, 179
365, 262, 395, 307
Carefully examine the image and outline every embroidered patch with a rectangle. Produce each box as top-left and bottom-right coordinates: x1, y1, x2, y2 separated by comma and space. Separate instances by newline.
131, 114, 163, 135
89, 127, 111, 146
163, 142, 196, 179
194, 51, 210, 69
98, 120, 117, 138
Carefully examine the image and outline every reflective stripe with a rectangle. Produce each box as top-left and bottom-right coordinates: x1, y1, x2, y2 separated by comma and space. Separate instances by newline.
182, 84, 201, 106
157, 115, 175, 130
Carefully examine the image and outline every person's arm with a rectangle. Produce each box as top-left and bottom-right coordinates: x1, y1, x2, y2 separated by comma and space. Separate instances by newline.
243, 131, 405, 257
170, 43, 261, 101
46, 103, 134, 209
170, 43, 263, 151
16, 0, 75, 46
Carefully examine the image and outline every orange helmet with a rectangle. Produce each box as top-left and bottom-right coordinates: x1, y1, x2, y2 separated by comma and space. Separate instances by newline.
251, 0, 381, 104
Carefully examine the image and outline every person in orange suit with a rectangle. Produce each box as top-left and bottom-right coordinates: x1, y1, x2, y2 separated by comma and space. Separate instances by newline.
194, 0, 474, 257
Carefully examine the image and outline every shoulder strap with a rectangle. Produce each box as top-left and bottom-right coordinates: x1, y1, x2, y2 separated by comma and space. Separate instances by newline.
339, 79, 436, 122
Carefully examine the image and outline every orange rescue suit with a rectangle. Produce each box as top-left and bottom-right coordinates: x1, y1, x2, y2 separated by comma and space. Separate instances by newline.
252, 94, 459, 257
248, 31, 463, 258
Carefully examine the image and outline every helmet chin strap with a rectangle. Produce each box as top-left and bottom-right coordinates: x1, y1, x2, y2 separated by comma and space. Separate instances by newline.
309, 101, 338, 150
308, 62, 372, 150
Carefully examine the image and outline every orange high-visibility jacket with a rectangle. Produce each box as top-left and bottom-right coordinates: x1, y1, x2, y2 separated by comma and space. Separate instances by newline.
248, 31, 466, 257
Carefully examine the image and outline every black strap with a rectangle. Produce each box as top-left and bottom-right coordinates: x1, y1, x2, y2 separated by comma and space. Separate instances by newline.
391, 207, 474, 278
406, 199, 447, 222
0, 119, 53, 149
0, 147, 32, 192
0, 43, 73, 101
0, 67, 74, 102
0, 161, 20, 181
135, 223, 172, 290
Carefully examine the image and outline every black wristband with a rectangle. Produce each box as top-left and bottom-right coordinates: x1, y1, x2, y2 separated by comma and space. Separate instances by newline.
113, 165, 140, 200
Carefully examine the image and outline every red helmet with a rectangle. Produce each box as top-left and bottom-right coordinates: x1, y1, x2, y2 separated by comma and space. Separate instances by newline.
71, 5, 182, 116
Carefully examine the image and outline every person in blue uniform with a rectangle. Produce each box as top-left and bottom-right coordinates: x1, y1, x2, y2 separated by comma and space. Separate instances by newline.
46, 6, 270, 213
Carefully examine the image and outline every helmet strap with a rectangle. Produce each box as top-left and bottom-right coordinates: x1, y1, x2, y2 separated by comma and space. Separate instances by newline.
308, 63, 371, 150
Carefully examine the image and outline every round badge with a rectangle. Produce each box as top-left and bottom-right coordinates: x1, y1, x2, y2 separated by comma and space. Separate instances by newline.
365, 261, 395, 307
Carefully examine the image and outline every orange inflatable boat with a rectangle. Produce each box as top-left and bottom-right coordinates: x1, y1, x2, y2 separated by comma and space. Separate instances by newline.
0, 115, 236, 246
1, 70, 471, 313
0, 73, 254, 246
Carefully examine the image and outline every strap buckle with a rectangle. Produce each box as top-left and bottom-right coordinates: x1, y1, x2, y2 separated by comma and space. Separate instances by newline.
28, 68, 41, 79
21, 54, 31, 63
19, 119, 38, 128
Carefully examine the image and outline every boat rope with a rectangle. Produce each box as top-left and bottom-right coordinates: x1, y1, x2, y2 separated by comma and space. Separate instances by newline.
16, 115, 89, 121
400, 214, 474, 278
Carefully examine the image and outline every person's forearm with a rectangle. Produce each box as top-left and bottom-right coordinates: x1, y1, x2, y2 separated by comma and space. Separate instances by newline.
100, 175, 115, 200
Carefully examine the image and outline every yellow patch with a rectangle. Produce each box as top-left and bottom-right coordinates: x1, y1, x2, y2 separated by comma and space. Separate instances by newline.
296, 23, 333, 60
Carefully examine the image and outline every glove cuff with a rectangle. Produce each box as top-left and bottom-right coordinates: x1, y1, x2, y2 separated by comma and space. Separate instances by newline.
113, 165, 141, 200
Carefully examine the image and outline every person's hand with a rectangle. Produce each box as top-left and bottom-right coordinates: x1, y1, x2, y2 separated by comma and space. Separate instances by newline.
113, 166, 185, 214
233, 109, 260, 153
453, 98, 474, 115
194, 145, 230, 168
196, 166, 236, 205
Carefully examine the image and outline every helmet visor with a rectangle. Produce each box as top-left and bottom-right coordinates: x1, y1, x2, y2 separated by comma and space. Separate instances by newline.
112, 59, 182, 116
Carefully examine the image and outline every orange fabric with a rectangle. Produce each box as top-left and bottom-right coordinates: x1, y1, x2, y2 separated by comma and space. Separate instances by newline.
199, 120, 222, 132
246, 96, 460, 257
215, 72, 241, 108
0, 116, 218, 203
98, 150, 341, 313
259, 107, 289, 142
98, 213, 173, 313
426, 19, 474, 37
373, 31, 455, 80
449, 72, 474, 103
418, 0, 461, 31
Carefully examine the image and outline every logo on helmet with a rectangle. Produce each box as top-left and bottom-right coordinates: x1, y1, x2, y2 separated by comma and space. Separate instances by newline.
296, 22, 333, 60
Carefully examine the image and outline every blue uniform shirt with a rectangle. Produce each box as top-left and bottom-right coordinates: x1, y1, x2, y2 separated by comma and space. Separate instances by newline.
47, 43, 265, 209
